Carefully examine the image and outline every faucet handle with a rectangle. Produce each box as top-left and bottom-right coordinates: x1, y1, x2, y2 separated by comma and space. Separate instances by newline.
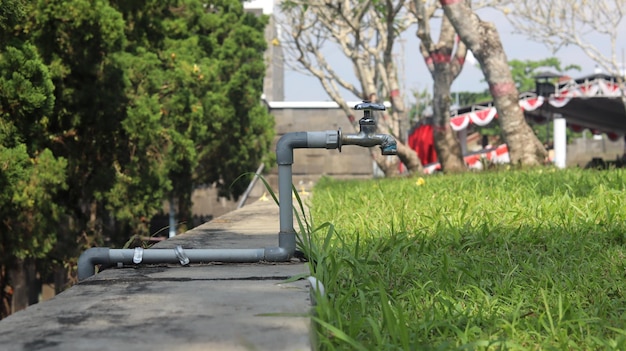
353, 100, 385, 111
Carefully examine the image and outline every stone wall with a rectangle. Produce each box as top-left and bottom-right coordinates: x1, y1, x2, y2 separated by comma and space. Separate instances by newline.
567, 136, 625, 167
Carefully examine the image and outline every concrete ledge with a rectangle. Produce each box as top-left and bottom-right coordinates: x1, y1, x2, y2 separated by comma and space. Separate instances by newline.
0, 199, 313, 351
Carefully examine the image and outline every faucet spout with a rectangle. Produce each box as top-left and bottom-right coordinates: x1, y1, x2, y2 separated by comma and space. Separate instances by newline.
341, 131, 398, 155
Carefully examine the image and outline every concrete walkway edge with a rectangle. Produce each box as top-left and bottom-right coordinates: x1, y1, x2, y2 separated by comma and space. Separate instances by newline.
0, 199, 313, 351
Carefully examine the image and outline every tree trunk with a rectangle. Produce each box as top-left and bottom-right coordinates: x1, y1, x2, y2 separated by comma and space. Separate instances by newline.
395, 140, 422, 174
369, 141, 422, 177
385, 66, 424, 175
372, 152, 400, 177
433, 64, 466, 173
54, 265, 68, 294
441, 0, 547, 165
1, 265, 10, 319
9, 258, 39, 314
386, 112, 423, 175
414, 1, 466, 172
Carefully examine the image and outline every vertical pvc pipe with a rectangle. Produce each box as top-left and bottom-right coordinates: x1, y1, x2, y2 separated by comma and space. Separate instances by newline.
169, 195, 176, 238
553, 114, 567, 169
278, 164, 295, 254
275, 132, 308, 257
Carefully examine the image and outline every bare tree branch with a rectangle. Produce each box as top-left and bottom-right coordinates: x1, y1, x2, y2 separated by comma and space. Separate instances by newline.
277, 0, 423, 175
496, 0, 625, 76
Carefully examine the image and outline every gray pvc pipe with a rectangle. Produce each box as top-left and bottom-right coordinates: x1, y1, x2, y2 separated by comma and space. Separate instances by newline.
78, 247, 289, 281
278, 164, 295, 253
276, 131, 339, 254
77, 130, 341, 281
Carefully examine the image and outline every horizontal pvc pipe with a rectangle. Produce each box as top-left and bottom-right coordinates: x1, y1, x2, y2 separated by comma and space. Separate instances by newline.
78, 246, 288, 281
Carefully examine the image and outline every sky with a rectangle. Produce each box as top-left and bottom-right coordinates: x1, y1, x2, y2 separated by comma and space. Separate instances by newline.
280, 6, 626, 103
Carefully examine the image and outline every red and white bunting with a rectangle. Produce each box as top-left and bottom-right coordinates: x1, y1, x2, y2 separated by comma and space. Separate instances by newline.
548, 96, 570, 108
469, 107, 498, 126
423, 144, 511, 174
450, 108, 496, 131
578, 84, 599, 96
598, 79, 621, 97
451, 96, 547, 131
519, 96, 544, 111
450, 114, 471, 131
448, 76, 624, 138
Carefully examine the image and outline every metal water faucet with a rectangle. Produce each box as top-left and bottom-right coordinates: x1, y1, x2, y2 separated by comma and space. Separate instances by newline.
339, 100, 398, 155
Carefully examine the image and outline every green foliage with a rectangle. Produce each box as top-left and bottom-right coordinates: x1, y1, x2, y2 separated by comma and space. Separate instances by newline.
21, 0, 133, 251
0, 20, 66, 265
112, 0, 274, 204
0, 0, 274, 290
12, 0, 273, 247
0, 146, 67, 261
305, 169, 626, 350
0, 0, 25, 36
0, 42, 55, 151
509, 58, 581, 93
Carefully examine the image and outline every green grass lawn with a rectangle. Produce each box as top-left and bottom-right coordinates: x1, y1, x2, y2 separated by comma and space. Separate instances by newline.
298, 167, 626, 350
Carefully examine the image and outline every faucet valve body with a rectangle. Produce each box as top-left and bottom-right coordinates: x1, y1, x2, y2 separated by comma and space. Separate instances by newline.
338, 100, 398, 155
359, 115, 376, 134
